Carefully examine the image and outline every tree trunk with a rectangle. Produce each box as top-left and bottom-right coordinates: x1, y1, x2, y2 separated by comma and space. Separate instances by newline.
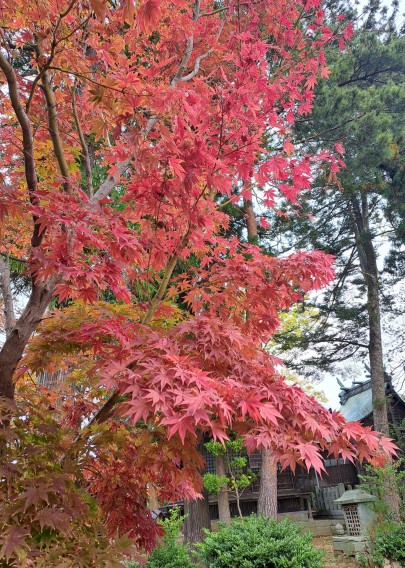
184, 436, 213, 545
257, 449, 278, 518
350, 195, 389, 434
243, 198, 259, 245
350, 194, 401, 521
235, 487, 243, 518
243, 195, 279, 520
183, 488, 211, 544
215, 454, 231, 525
0, 281, 55, 400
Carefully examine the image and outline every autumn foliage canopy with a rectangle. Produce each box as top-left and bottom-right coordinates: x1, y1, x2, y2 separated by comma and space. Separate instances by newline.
0, 0, 395, 562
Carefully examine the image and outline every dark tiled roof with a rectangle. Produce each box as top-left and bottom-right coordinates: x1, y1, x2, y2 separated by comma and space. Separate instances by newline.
339, 380, 373, 422
338, 375, 405, 423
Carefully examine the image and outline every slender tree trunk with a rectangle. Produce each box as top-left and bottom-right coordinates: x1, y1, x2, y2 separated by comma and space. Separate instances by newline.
148, 484, 159, 512
235, 487, 243, 518
0, 51, 59, 402
0, 281, 55, 400
184, 437, 212, 544
215, 454, 231, 524
243, 195, 278, 519
243, 198, 259, 246
350, 194, 401, 521
257, 449, 278, 518
350, 195, 389, 433
183, 488, 211, 544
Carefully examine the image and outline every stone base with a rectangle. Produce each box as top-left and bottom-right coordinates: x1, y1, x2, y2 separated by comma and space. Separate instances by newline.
332, 535, 368, 557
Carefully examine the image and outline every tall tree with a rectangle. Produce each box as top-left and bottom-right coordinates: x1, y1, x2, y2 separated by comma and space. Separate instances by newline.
243, 195, 278, 519
0, 0, 398, 560
266, 1, 404, 518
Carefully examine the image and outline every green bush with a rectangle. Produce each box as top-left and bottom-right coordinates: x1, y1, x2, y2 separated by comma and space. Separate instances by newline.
146, 508, 194, 568
196, 515, 324, 568
147, 539, 193, 568
371, 523, 405, 566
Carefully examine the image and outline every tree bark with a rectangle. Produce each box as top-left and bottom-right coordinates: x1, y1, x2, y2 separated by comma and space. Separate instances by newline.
350, 194, 401, 521
243, 198, 259, 245
183, 488, 211, 544
0, 281, 55, 400
215, 454, 231, 525
350, 195, 390, 435
183, 436, 212, 544
0, 50, 59, 401
257, 449, 278, 519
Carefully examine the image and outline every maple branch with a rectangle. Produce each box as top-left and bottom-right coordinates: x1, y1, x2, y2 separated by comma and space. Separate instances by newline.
179, 16, 223, 83
0, 276, 57, 399
71, 82, 93, 197
171, 0, 202, 85
171, 36, 194, 86
0, 51, 41, 248
66, 253, 180, 449
200, 6, 228, 16
26, 70, 48, 114
87, 390, 121, 427
216, 196, 240, 210
0, 50, 62, 401
40, 67, 72, 193
26, 4, 83, 115
141, 255, 179, 326
0, 252, 28, 264
46, 67, 125, 94
200, 0, 264, 17
83, 237, 190, 433
89, 0, 207, 203
179, 49, 213, 82
54, 14, 90, 45
89, 116, 157, 205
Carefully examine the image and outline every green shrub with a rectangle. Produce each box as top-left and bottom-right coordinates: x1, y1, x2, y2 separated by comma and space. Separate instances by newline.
146, 508, 194, 568
125, 508, 193, 568
371, 523, 405, 566
196, 515, 324, 568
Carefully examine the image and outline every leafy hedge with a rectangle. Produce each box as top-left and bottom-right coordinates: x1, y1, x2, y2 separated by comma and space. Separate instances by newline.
127, 513, 324, 568
196, 515, 324, 568
371, 523, 405, 566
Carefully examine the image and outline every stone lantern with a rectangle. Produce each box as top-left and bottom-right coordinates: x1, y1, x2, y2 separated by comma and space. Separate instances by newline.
332, 489, 376, 559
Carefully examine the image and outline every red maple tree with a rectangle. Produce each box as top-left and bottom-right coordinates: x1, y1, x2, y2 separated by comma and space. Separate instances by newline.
0, 0, 395, 559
